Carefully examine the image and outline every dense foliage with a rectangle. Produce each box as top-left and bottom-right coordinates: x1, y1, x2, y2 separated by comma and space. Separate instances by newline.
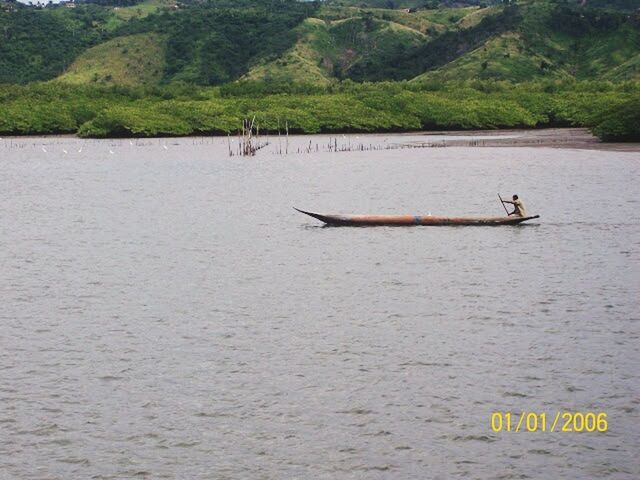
1, 0, 638, 85
349, 4, 522, 81
0, 0, 317, 85
0, 0, 637, 142
0, 80, 637, 141
0, 4, 111, 83
585, 0, 640, 11
591, 97, 640, 141
116, 0, 319, 84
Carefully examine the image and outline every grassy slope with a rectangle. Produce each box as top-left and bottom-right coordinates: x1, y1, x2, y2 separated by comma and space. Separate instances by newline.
515, 2, 640, 80
420, 6, 478, 26
412, 33, 569, 82
158, 1, 316, 85
580, 26, 640, 80
242, 10, 432, 84
455, 5, 502, 29
604, 53, 640, 81
104, 0, 176, 30
57, 33, 166, 86
241, 18, 337, 85
182, 2, 640, 84
412, 2, 640, 82
317, 6, 445, 35
194, 3, 486, 85
5, 0, 637, 87
328, 16, 427, 79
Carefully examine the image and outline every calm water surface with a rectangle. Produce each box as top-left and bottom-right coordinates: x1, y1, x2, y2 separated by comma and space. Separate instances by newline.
1, 134, 639, 479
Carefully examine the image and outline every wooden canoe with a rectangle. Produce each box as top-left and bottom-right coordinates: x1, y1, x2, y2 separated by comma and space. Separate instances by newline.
295, 208, 540, 226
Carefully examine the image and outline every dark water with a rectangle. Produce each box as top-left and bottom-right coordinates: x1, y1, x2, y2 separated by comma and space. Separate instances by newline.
1, 134, 639, 479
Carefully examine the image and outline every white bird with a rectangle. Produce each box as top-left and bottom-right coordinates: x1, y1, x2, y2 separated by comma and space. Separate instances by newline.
163, 145, 168, 150
78, 148, 82, 153
109, 150, 114, 154
42, 147, 47, 152
129, 141, 133, 146
63, 149, 67, 154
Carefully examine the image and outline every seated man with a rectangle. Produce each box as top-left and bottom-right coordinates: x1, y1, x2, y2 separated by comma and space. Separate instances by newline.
503, 194, 527, 217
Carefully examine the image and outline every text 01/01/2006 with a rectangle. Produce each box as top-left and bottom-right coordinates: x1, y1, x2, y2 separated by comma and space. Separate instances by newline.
490, 412, 608, 433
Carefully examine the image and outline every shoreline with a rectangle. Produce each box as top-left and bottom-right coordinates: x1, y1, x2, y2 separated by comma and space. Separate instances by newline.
2, 128, 639, 152
415, 128, 640, 152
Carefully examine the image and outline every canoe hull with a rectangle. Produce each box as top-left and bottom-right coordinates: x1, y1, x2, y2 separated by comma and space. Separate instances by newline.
295, 208, 540, 226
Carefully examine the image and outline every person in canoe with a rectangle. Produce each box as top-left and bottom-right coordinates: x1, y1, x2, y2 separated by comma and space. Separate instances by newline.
502, 194, 527, 217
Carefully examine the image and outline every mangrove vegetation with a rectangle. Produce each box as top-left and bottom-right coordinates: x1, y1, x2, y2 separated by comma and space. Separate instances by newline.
0, 80, 638, 141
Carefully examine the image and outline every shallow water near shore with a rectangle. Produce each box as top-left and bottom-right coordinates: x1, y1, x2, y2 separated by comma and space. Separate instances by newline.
1, 132, 639, 479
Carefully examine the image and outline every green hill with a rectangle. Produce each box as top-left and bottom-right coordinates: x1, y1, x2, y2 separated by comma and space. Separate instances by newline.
58, 33, 166, 86
414, 1, 640, 82
0, 0, 638, 86
326, 15, 428, 80
241, 17, 341, 86
0, 3, 112, 83
412, 33, 568, 83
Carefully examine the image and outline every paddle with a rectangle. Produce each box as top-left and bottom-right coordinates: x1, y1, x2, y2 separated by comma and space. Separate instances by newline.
498, 193, 510, 216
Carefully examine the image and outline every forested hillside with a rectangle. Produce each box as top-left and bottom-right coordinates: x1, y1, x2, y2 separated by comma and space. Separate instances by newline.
0, 0, 638, 141
1, 0, 638, 85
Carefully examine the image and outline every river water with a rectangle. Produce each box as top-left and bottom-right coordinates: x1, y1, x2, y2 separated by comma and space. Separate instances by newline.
1, 133, 639, 479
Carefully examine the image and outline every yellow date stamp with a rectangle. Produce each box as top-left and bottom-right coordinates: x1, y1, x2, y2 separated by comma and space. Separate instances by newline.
490, 412, 608, 433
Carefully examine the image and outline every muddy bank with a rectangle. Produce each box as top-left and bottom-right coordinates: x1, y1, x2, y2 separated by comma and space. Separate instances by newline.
407, 128, 640, 152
